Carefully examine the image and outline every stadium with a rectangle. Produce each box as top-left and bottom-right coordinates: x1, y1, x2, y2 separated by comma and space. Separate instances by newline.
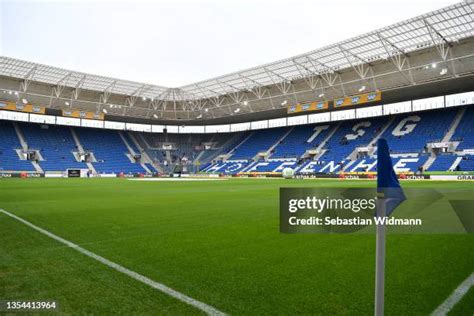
0, 1, 473, 315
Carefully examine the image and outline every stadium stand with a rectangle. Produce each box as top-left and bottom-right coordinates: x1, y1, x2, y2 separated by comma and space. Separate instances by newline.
123, 132, 141, 154
20, 123, 87, 171
0, 121, 35, 171
271, 124, 331, 158
76, 128, 145, 174
381, 109, 457, 153
203, 159, 252, 174
320, 117, 388, 161
457, 155, 474, 171
427, 154, 458, 171
452, 106, 474, 151
0, 105, 473, 175
229, 127, 288, 159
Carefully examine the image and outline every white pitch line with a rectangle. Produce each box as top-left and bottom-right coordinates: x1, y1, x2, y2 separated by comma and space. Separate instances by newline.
431, 272, 474, 316
0, 209, 226, 316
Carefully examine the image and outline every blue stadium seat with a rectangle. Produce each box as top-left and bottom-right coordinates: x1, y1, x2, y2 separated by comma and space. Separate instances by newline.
453, 106, 474, 150
272, 125, 331, 158
230, 128, 288, 160
123, 133, 141, 154
21, 123, 87, 171
320, 118, 388, 162
0, 121, 35, 172
76, 128, 145, 174
428, 154, 457, 171
458, 155, 474, 171
381, 110, 456, 153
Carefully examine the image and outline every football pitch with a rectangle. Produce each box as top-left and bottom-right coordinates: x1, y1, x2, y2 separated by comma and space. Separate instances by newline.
0, 178, 472, 315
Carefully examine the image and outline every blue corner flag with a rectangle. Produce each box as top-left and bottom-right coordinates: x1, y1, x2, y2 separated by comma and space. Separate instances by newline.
376, 138, 406, 216
375, 138, 407, 316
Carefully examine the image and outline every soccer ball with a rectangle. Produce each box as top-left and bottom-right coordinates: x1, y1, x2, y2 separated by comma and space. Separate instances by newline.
282, 167, 295, 179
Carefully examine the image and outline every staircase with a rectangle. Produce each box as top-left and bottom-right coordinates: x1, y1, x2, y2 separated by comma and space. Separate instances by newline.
193, 150, 206, 164
450, 156, 463, 171
441, 107, 466, 142
312, 123, 340, 160
13, 122, 43, 173
422, 155, 436, 171
127, 132, 162, 173
264, 127, 294, 159
139, 133, 153, 149
13, 122, 28, 150
70, 127, 96, 174
368, 116, 396, 147
224, 132, 254, 160
118, 131, 136, 155
346, 117, 396, 162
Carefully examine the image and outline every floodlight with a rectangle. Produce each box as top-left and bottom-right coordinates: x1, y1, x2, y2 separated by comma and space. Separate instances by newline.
234, 108, 241, 113
318, 93, 324, 98
281, 100, 288, 106
65, 101, 70, 106
243, 101, 248, 106
431, 63, 437, 68
22, 98, 28, 104
102, 108, 108, 114
358, 85, 366, 92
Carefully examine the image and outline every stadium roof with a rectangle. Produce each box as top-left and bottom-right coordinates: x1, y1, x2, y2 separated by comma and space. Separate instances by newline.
0, 1, 473, 120
179, 1, 473, 98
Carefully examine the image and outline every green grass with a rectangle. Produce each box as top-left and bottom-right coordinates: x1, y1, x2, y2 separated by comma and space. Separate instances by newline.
0, 178, 472, 315
425, 171, 474, 175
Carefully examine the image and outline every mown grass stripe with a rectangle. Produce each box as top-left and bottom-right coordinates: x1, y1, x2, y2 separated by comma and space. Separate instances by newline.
0, 208, 226, 316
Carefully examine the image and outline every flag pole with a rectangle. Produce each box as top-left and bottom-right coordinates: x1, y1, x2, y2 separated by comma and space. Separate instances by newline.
374, 138, 405, 316
375, 196, 386, 316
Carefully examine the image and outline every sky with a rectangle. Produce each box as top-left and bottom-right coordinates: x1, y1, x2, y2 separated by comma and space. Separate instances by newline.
0, 0, 458, 87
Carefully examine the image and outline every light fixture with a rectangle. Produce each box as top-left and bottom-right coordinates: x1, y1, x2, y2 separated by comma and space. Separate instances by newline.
65, 101, 70, 106
8, 91, 12, 95
204, 108, 209, 112
14, 91, 19, 96
153, 114, 158, 119
196, 114, 203, 119
21, 98, 28, 104
234, 108, 241, 113
318, 93, 324, 98
358, 85, 366, 92
425, 65, 430, 70
281, 100, 288, 106
243, 101, 248, 106
142, 96, 146, 101
431, 63, 437, 68
440, 68, 448, 75
102, 108, 108, 114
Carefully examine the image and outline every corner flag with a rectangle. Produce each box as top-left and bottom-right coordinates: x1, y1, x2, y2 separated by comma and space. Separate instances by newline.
374, 138, 406, 316
377, 138, 406, 216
